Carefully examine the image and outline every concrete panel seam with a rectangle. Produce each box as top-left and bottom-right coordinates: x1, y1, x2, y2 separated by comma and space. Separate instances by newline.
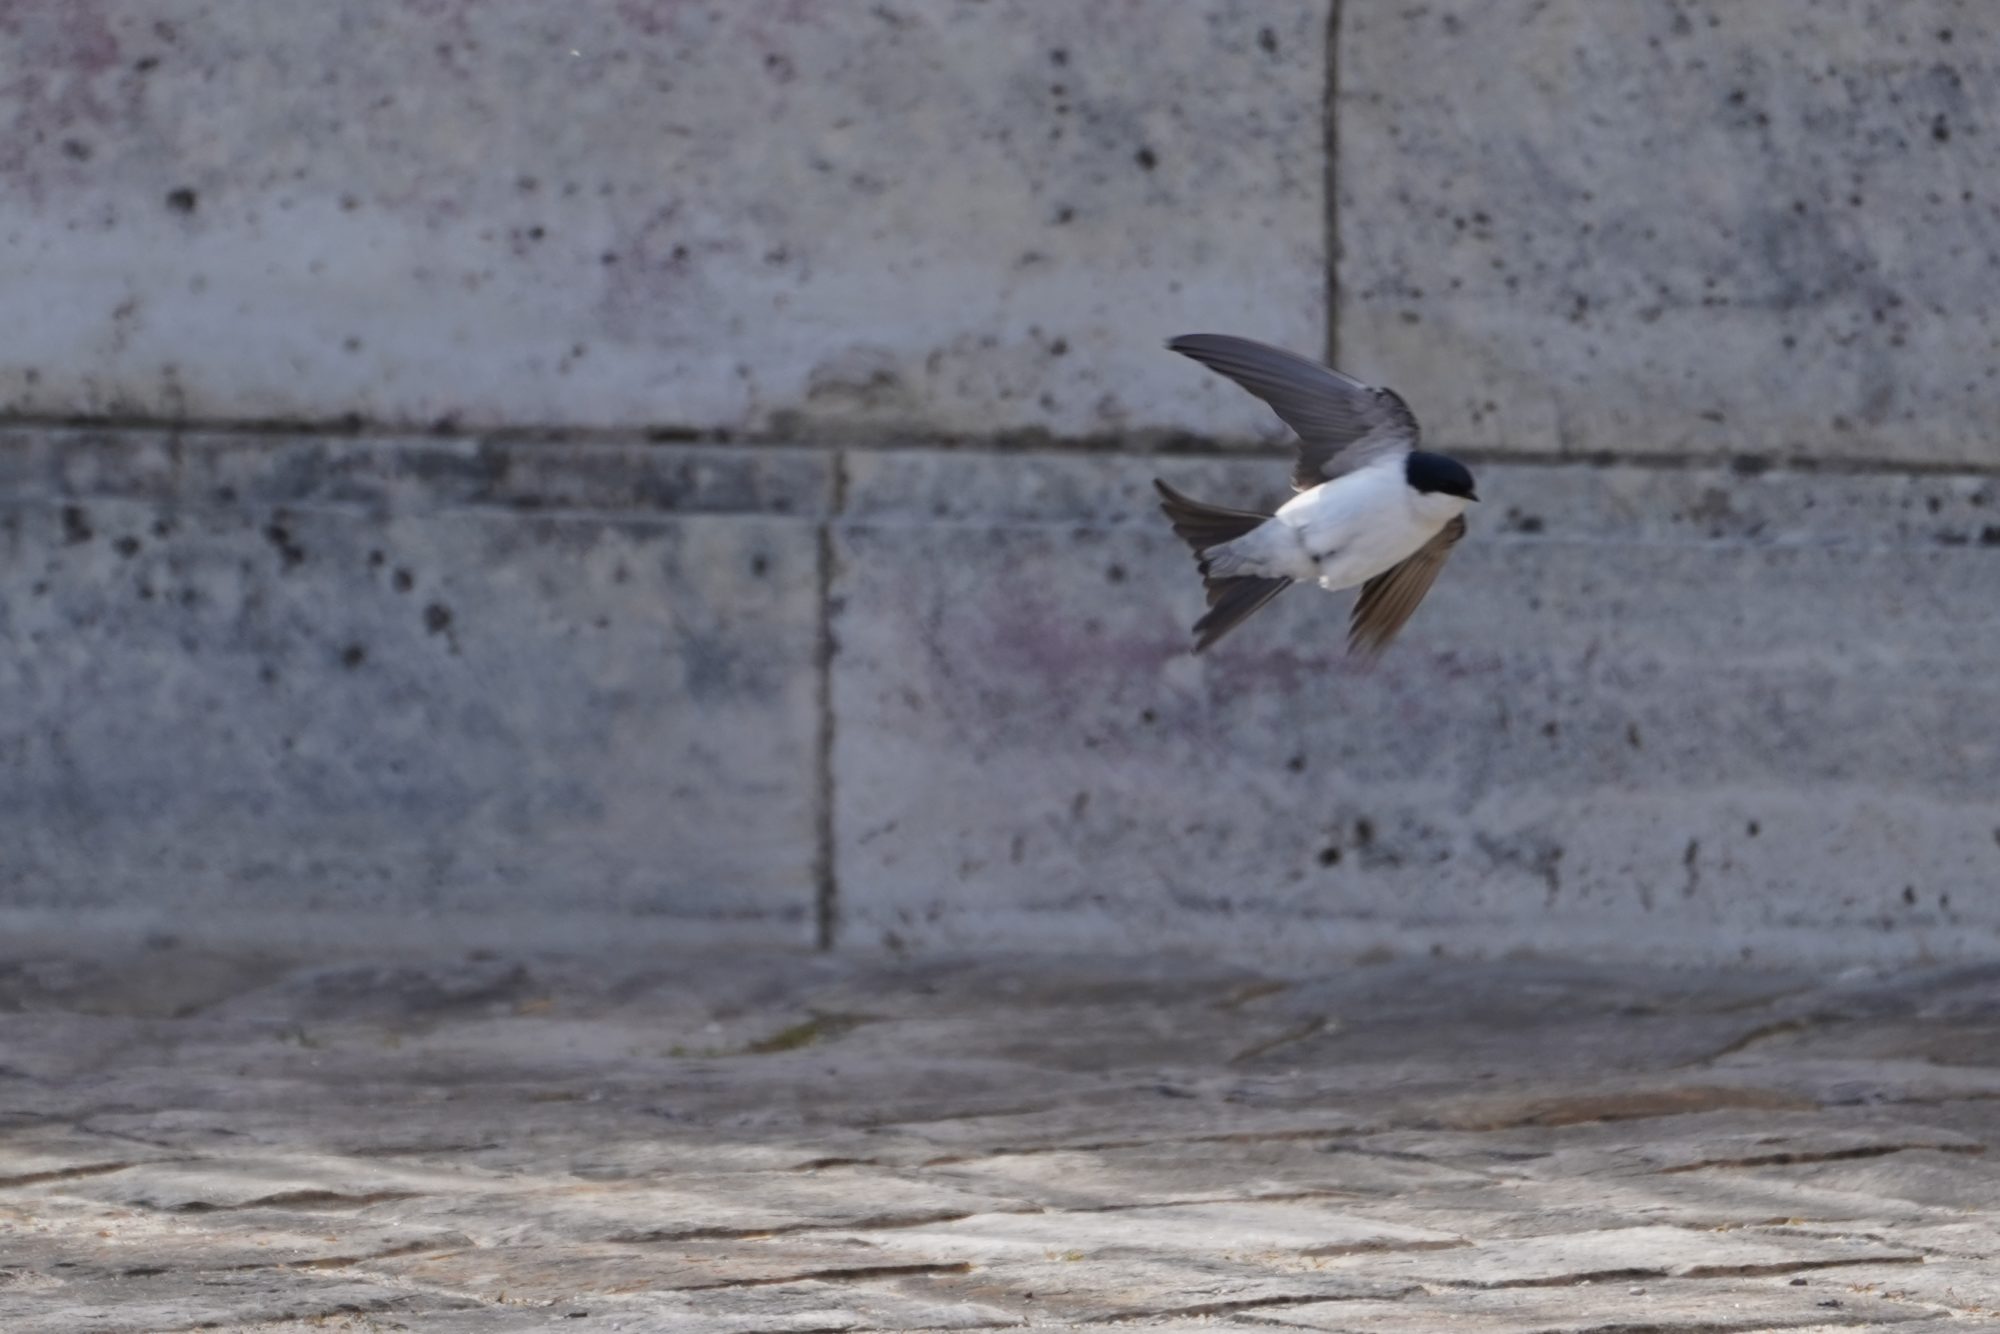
9, 422, 2000, 482
1324, 0, 1343, 370
813, 450, 850, 950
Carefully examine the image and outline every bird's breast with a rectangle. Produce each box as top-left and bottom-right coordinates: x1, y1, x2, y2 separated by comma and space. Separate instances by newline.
1278, 471, 1446, 592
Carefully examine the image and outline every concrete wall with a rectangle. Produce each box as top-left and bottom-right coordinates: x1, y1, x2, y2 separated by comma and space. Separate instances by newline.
2, 2, 1997, 964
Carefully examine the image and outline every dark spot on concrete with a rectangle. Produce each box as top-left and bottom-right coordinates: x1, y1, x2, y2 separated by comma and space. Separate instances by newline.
1626, 723, 1643, 749
1902, 885, 1918, 906
1258, 26, 1278, 55
1747, 820, 1760, 837
1978, 525, 2000, 546
1050, 47, 1068, 66
600, 251, 619, 265
1933, 115, 1951, 144
259, 665, 278, 685
1052, 204, 1075, 225
1049, 337, 1068, 356
527, 225, 545, 241
751, 553, 770, 577
112, 535, 140, 558
263, 524, 305, 569
1541, 720, 1559, 739
62, 139, 92, 161
368, 549, 385, 566
1135, 147, 1158, 171
612, 563, 630, 585
134, 55, 160, 72
1139, 708, 1157, 725
1730, 454, 1770, 477
421, 604, 452, 636
1355, 818, 1375, 848
61, 506, 93, 544
392, 568, 414, 593
1287, 753, 1306, 772
340, 644, 367, 669
1318, 845, 1342, 867
166, 187, 197, 213
1104, 563, 1125, 584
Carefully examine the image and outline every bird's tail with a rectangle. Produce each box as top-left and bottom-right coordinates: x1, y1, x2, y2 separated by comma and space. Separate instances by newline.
1153, 479, 1293, 652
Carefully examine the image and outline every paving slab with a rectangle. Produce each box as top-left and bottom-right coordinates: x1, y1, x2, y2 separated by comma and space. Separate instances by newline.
4, 948, 2000, 1329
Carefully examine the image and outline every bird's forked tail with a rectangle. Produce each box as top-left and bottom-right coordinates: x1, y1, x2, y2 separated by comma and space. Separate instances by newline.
1152, 479, 1293, 652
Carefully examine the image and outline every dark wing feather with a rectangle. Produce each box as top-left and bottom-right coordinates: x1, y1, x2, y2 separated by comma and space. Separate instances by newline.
1168, 333, 1420, 490
1193, 576, 1292, 652
1347, 516, 1466, 658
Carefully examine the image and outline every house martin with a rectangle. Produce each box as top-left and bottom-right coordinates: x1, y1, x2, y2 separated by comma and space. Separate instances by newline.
1155, 333, 1478, 655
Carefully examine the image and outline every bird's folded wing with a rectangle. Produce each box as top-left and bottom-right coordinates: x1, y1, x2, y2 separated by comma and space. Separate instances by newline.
1347, 515, 1466, 657
1167, 333, 1420, 490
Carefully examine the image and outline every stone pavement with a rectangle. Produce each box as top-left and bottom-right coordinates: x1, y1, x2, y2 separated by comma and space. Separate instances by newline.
5, 947, 2000, 1332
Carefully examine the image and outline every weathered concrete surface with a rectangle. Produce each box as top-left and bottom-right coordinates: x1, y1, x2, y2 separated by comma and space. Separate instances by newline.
0, 1, 1325, 438
5, 947, 2000, 1329
832, 448, 2000, 962
9, 431, 2000, 965
0, 431, 825, 947
1337, 0, 2000, 466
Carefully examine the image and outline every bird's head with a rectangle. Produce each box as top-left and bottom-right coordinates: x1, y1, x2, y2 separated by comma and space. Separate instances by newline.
1405, 451, 1478, 504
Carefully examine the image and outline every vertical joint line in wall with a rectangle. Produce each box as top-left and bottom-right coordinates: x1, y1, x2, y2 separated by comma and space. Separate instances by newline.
1323, 0, 1343, 369
812, 450, 847, 950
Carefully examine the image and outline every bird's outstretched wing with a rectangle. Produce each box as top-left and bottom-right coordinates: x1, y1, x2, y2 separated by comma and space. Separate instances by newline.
1168, 333, 1420, 491
1347, 515, 1466, 657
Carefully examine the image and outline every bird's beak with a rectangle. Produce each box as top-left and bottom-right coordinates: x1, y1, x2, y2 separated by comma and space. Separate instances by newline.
1467, 491, 1481, 503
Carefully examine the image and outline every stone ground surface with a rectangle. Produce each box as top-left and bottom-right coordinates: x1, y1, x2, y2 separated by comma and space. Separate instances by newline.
5, 948, 2000, 1331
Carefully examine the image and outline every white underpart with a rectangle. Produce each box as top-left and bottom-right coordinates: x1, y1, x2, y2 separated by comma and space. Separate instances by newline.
1203, 455, 1468, 591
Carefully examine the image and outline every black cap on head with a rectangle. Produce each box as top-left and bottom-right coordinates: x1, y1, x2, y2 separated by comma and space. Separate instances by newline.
1405, 451, 1478, 502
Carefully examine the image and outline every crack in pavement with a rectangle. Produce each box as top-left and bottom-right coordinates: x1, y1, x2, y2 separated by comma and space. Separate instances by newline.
1685, 1013, 1843, 1066
1075, 1285, 1425, 1324
0, 1159, 145, 1190
173, 1188, 425, 1213
1232, 1016, 1333, 1065
688, 1260, 975, 1292
1467, 1252, 1927, 1290
1655, 1142, 1985, 1174
919, 1126, 1365, 1167
604, 1187, 1418, 1246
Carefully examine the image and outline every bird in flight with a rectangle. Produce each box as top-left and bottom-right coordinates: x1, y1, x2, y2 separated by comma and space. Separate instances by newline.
1155, 334, 1478, 656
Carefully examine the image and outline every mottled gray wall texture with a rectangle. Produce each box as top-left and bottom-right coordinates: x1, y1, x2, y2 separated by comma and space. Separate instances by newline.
2, 2, 1996, 964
